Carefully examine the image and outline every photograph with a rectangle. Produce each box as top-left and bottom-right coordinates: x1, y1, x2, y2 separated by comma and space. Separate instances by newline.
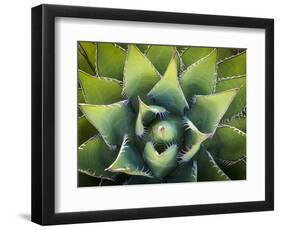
77, 42, 247, 187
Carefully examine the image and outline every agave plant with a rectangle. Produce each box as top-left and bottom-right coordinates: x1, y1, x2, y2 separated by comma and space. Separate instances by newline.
78, 42, 246, 186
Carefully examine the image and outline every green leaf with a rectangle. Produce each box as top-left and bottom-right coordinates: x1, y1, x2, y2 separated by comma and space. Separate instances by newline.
135, 97, 168, 136
216, 157, 246, 180
80, 100, 135, 146
180, 49, 217, 101
222, 116, 246, 132
78, 116, 98, 146
106, 135, 152, 177
146, 45, 179, 75
78, 172, 101, 187
197, 148, 230, 181
78, 70, 123, 105
97, 43, 126, 80
217, 48, 237, 62
123, 45, 160, 100
78, 135, 117, 181
217, 51, 246, 78
187, 88, 238, 133
181, 47, 214, 67
176, 46, 188, 55
78, 50, 95, 75
79, 42, 96, 73
143, 142, 178, 178
216, 75, 246, 119
78, 88, 85, 117
148, 55, 189, 115
204, 125, 246, 161
178, 118, 211, 163
166, 160, 197, 183
136, 44, 149, 53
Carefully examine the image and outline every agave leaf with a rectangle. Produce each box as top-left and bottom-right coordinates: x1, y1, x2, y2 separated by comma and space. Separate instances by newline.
80, 100, 135, 146
217, 51, 246, 78
148, 55, 189, 115
222, 116, 246, 132
79, 42, 96, 73
187, 88, 238, 133
78, 88, 85, 103
78, 88, 85, 117
106, 135, 152, 177
78, 116, 98, 146
181, 47, 214, 67
178, 118, 211, 163
78, 172, 101, 187
123, 45, 160, 100
166, 160, 197, 183
216, 75, 246, 119
96, 43, 126, 80
176, 46, 188, 55
197, 148, 230, 181
136, 44, 149, 53
78, 70, 123, 105
78, 135, 117, 181
217, 48, 237, 62
135, 97, 168, 136
204, 125, 246, 161
216, 157, 246, 180
143, 142, 178, 178
78, 50, 95, 75
146, 45, 180, 75
180, 49, 217, 102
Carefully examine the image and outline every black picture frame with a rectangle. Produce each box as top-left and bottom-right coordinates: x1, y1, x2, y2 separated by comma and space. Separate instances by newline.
31, 4, 274, 225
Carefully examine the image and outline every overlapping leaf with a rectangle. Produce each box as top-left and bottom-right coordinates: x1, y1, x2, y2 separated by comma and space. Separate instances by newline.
146, 45, 180, 75
106, 136, 151, 177
78, 49, 95, 75
166, 160, 197, 183
79, 42, 96, 73
180, 49, 217, 101
123, 45, 160, 100
187, 89, 238, 133
181, 47, 214, 67
97, 43, 126, 80
178, 118, 211, 163
148, 55, 188, 115
78, 135, 117, 181
216, 75, 246, 119
217, 51, 246, 78
135, 97, 168, 136
80, 100, 135, 146
204, 125, 246, 161
78, 116, 98, 146
143, 142, 178, 178
79, 70, 123, 105
197, 148, 230, 181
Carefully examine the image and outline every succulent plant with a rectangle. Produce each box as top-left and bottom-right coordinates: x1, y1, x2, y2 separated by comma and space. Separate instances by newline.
78, 42, 246, 186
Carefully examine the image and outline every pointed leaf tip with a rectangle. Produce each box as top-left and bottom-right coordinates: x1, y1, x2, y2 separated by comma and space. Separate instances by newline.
180, 49, 217, 102
143, 142, 178, 178
106, 135, 152, 177
148, 56, 189, 115
187, 88, 239, 133
123, 45, 160, 99
80, 100, 135, 146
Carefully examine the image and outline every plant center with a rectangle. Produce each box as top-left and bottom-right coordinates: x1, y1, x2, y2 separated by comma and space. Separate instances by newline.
151, 120, 178, 143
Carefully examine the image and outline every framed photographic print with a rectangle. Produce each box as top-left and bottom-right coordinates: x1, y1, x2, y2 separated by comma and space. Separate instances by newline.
31, 4, 274, 225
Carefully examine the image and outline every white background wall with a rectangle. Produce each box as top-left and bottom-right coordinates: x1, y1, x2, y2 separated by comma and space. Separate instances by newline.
0, 0, 279, 229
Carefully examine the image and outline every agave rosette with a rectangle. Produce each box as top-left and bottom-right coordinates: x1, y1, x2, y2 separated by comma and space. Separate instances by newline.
78, 42, 246, 186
